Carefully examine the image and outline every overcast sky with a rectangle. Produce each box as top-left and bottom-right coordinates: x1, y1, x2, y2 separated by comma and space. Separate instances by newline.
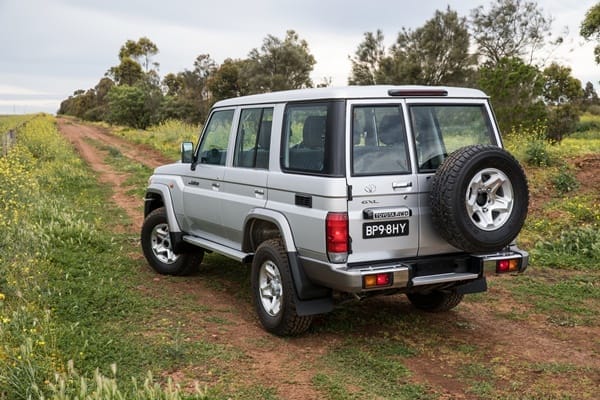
0, 0, 598, 115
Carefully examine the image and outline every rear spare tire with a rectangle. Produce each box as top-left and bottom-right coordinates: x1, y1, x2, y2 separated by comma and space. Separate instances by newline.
430, 145, 528, 253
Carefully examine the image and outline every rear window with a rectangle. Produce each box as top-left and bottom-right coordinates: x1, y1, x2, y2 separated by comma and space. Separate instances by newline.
409, 105, 496, 171
352, 105, 410, 175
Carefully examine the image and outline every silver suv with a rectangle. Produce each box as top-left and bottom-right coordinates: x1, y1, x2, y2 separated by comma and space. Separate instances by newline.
141, 86, 529, 335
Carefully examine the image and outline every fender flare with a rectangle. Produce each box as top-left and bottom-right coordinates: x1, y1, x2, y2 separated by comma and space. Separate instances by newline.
145, 184, 182, 234
243, 209, 332, 311
243, 208, 296, 253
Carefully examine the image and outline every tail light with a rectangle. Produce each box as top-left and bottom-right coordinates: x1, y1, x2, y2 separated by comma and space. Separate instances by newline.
496, 258, 520, 273
363, 273, 393, 289
326, 212, 348, 263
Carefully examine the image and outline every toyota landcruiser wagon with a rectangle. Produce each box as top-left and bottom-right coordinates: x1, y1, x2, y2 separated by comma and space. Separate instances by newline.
141, 85, 529, 335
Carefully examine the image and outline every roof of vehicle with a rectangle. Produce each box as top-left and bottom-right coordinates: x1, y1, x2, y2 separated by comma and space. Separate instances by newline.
213, 85, 489, 108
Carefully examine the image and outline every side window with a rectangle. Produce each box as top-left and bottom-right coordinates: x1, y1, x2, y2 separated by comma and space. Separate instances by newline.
352, 105, 410, 175
234, 108, 273, 169
282, 103, 328, 173
198, 109, 234, 166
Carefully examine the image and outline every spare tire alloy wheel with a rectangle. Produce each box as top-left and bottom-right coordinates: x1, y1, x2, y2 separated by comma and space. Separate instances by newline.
430, 145, 529, 253
466, 167, 514, 231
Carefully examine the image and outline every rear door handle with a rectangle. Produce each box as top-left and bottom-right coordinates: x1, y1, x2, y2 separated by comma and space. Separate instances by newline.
254, 189, 265, 196
392, 181, 413, 189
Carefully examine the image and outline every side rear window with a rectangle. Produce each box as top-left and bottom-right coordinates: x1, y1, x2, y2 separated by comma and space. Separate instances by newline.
281, 103, 328, 173
198, 109, 234, 166
234, 107, 273, 169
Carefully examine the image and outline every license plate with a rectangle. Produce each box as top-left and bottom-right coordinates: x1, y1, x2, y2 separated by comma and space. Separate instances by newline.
363, 220, 409, 239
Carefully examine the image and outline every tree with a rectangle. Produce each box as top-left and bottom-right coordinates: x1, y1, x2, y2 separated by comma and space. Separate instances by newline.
542, 63, 583, 105
542, 63, 583, 141
349, 30, 386, 85
390, 7, 475, 85
470, 0, 553, 65
580, 3, 600, 64
108, 37, 160, 86
582, 81, 600, 108
208, 58, 249, 102
107, 57, 144, 86
244, 30, 316, 93
107, 84, 161, 129
478, 57, 546, 133
160, 54, 217, 123
119, 37, 159, 72
348, 8, 475, 86
57, 78, 115, 120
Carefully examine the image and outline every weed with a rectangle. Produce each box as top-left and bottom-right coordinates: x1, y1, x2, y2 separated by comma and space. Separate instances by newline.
525, 139, 552, 166
551, 166, 579, 194
533, 226, 600, 269
507, 272, 599, 326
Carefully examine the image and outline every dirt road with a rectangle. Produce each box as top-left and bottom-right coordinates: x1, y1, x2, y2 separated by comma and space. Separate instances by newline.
57, 117, 599, 399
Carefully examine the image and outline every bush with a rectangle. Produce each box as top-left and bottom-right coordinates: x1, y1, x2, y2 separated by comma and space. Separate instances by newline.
533, 225, 600, 269
524, 139, 552, 166
546, 105, 579, 142
552, 166, 579, 194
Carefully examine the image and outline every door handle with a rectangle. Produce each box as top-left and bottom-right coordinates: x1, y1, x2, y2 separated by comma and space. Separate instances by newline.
212, 183, 220, 190
392, 181, 413, 189
254, 189, 265, 196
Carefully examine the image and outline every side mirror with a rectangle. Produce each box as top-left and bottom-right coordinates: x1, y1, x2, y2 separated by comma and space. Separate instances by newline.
181, 142, 194, 164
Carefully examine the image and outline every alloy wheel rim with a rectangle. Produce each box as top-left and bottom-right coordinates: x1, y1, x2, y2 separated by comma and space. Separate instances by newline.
465, 168, 514, 231
150, 223, 180, 264
258, 260, 283, 317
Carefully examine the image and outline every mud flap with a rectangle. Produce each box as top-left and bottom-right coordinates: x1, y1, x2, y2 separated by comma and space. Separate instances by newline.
455, 277, 487, 295
288, 252, 334, 316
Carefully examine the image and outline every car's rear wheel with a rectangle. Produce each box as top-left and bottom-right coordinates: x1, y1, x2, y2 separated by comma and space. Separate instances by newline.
407, 290, 464, 312
251, 239, 313, 336
430, 145, 529, 252
141, 207, 203, 276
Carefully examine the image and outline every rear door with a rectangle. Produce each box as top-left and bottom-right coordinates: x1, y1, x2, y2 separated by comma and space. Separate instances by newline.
407, 100, 501, 255
220, 106, 274, 248
346, 101, 419, 263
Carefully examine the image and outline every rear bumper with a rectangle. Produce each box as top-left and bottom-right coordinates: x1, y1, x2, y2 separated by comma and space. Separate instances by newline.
301, 245, 528, 294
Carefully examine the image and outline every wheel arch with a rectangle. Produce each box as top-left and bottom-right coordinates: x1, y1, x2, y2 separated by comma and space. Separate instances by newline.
243, 209, 333, 308
144, 184, 181, 234
242, 209, 296, 253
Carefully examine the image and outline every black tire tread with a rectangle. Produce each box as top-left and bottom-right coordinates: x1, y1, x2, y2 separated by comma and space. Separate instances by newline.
141, 207, 203, 276
407, 291, 464, 312
252, 239, 313, 336
430, 145, 528, 252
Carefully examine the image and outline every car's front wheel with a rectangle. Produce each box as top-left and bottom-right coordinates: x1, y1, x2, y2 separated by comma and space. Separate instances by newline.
251, 239, 312, 336
141, 207, 203, 276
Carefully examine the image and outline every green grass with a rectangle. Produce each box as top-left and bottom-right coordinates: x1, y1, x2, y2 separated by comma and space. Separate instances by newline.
109, 119, 200, 160
0, 115, 227, 399
313, 338, 430, 400
87, 137, 153, 199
